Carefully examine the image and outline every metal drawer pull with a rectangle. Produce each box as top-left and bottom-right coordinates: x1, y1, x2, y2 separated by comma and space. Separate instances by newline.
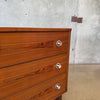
56, 40, 62, 47
55, 84, 61, 90
56, 63, 61, 69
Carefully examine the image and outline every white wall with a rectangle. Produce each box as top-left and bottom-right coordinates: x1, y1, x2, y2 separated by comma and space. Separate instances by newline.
75, 0, 100, 64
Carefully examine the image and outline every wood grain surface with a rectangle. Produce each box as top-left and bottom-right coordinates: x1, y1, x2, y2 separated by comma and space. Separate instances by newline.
2, 73, 66, 100
0, 27, 71, 32
0, 32, 69, 68
0, 54, 68, 99
0, 28, 71, 100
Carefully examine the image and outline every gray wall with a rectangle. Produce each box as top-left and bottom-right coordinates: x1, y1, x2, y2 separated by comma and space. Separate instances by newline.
0, 0, 100, 64
75, 0, 100, 64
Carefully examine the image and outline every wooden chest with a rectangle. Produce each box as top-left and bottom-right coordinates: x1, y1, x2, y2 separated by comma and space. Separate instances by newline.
0, 28, 71, 100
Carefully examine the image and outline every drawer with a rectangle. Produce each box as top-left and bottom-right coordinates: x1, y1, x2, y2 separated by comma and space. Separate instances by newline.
0, 54, 68, 99
3, 73, 67, 100
0, 32, 70, 68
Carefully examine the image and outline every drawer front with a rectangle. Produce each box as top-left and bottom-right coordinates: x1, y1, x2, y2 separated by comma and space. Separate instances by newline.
0, 54, 68, 99
0, 32, 69, 68
3, 73, 67, 100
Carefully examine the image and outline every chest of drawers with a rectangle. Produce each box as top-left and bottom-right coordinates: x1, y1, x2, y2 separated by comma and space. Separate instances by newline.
0, 28, 71, 100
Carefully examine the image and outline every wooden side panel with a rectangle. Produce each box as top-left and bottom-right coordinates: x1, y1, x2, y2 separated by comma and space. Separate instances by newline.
65, 31, 71, 90
2, 73, 66, 100
0, 32, 69, 68
0, 54, 68, 99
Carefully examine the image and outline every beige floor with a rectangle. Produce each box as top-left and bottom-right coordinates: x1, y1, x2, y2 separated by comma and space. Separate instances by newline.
62, 65, 100, 100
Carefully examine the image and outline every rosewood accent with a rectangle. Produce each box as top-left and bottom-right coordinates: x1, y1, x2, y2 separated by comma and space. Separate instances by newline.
0, 28, 71, 100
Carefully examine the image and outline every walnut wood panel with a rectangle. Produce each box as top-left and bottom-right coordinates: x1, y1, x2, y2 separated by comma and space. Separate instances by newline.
2, 73, 67, 100
0, 32, 69, 68
0, 54, 68, 99
0, 28, 71, 100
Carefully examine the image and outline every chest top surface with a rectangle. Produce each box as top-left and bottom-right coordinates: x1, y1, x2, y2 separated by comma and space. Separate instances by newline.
0, 27, 71, 32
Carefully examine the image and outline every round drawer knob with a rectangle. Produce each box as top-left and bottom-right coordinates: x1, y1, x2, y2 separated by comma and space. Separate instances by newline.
55, 84, 61, 90
56, 40, 62, 47
56, 63, 61, 69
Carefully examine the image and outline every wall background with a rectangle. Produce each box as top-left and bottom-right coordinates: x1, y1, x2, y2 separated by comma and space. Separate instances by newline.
76, 0, 100, 64
0, 0, 100, 64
